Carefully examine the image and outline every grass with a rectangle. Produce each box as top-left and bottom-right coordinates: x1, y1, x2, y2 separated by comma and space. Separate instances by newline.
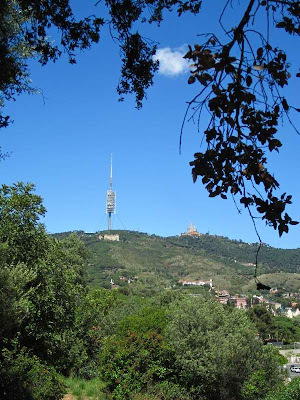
62, 376, 107, 400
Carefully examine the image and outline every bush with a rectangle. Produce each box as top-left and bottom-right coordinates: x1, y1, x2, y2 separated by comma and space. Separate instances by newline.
149, 381, 191, 400
62, 376, 106, 399
265, 378, 300, 400
0, 348, 65, 400
166, 296, 285, 400
100, 331, 171, 399
99, 306, 172, 399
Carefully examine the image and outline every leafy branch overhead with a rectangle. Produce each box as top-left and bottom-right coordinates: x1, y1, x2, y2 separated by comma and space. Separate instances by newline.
110, 0, 300, 236
184, 0, 300, 237
0, 0, 299, 236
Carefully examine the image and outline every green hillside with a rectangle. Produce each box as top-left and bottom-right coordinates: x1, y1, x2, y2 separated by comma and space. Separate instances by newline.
53, 230, 300, 294
243, 273, 300, 293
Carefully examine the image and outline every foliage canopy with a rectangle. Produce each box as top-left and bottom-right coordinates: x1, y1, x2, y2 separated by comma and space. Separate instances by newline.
0, 183, 89, 398
0, 183, 295, 399
99, 295, 286, 400
0, 1, 299, 235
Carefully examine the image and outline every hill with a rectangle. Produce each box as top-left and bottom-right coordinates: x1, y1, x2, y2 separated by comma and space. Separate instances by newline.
53, 230, 300, 295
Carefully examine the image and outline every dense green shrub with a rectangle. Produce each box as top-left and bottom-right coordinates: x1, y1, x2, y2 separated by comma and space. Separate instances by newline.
99, 297, 286, 400
166, 297, 285, 400
101, 331, 172, 399
265, 378, 300, 400
100, 306, 172, 399
0, 183, 89, 395
247, 304, 300, 343
0, 348, 65, 400
148, 381, 191, 400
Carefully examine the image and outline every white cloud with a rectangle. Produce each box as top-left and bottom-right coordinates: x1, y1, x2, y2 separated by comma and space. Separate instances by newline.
153, 47, 189, 77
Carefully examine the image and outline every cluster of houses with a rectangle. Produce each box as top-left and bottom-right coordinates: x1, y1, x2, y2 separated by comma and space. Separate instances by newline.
178, 279, 300, 317
119, 276, 137, 283
215, 290, 248, 309
217, 291, 300, 317
177, 279, 249, 309
110, 276, 137, 289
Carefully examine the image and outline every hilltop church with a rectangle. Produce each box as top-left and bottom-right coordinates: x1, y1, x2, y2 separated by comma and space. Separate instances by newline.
181, 223, 202, 238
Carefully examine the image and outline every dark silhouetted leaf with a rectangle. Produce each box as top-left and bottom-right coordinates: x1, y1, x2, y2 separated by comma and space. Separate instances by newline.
246, 75, 252, 87
282, 98, 289, 111
257, 282, 271, 291
257, 47, 263, 60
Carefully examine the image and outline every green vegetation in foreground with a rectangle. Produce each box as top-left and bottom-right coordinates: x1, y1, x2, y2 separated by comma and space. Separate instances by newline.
62, 376, 106, 400
1, 182, 300, 400
266, 378, 300, 400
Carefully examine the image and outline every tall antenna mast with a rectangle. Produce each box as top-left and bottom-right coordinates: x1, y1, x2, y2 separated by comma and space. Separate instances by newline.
110, 154, 113, 191
106, 154, 116, 231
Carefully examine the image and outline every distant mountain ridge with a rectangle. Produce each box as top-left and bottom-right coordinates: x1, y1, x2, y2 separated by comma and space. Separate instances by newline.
53, 230, 300, 294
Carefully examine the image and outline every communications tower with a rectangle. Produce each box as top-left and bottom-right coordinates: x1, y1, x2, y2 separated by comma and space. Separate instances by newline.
106, 155, 116, 230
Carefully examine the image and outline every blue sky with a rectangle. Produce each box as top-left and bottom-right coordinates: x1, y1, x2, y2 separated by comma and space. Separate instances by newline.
1, 0, 299, 248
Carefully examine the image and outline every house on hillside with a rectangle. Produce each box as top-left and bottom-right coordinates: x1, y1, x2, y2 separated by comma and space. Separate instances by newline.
284, 307, 300, 318
99, 233, 120, 241
119, 276, 137, 283
283, 292, 300, 298
215, 290, 230, 305
231, 296, 248, 309
216, 289, 230, 296
268, 300, 281, 311
179, 279, 213, 289
253, 295, 267, 304
215, 291, 248, 309
216, 295, 229, 305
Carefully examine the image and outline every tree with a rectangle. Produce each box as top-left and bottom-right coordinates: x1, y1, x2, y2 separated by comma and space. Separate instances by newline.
0, 346, 65, 400
99, 295, 286, 400
247, 304, 300, 342
0, 0, 102, 127
272, 315, 300, 343
265, 378, 300, 400
0, 182, 48, 267
1, 1, 299, 236
0, 183, 90, 397
247, 304, 275, 339
166, 296, 285, 400
99, 305, 171, 399
72, 288, 121, 378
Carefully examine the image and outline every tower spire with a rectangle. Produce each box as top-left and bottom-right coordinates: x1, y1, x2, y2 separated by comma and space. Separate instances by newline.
110, 154, 113, 191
